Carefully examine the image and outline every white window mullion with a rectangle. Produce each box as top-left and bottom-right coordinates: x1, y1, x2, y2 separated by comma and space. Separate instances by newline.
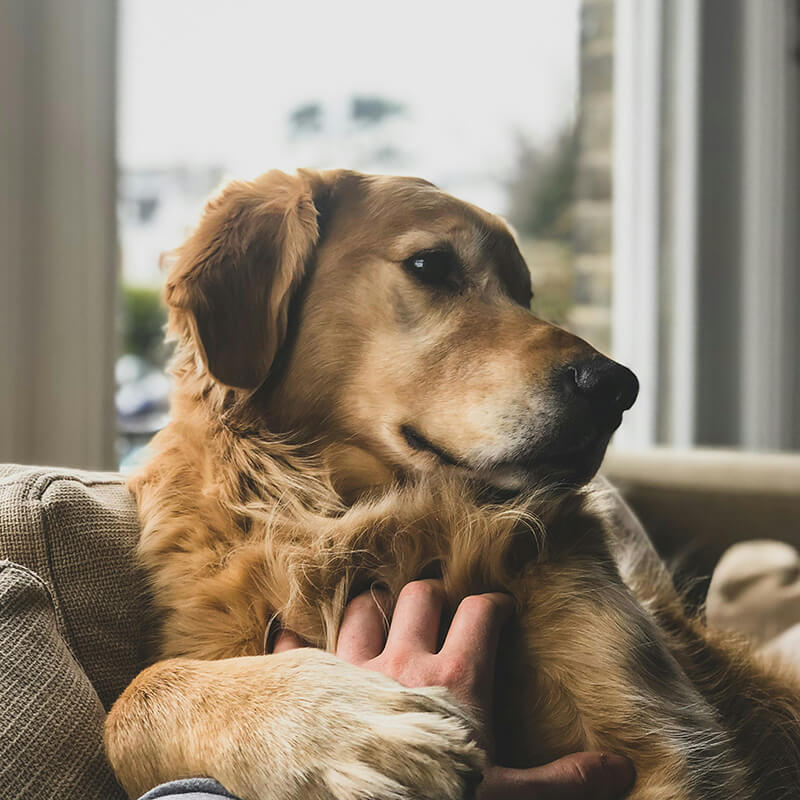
739, 0, 792, 450
666, 0, 700, 447
612, 0, 663, 449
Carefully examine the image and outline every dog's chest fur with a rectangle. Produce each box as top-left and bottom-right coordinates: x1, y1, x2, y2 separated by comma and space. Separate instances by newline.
136, 444, 750, 797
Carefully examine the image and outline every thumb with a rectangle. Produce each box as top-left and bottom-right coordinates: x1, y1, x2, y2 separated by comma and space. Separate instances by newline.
479, 753, 636, 800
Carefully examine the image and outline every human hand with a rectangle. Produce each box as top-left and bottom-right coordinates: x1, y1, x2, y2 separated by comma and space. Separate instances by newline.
273, 580, 635, 799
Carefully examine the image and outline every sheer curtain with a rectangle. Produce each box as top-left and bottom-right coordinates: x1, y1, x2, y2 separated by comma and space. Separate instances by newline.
612, 0, 800, 451
0, 0, 118, 469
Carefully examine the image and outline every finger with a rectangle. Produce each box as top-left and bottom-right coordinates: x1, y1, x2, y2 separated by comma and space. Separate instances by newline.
336, 587, 392, 664
271, 629, 308, 654
439, 592, 514, 670
384, 580, 446, 654
478, 753, 636, 800
527, 752, 636, 799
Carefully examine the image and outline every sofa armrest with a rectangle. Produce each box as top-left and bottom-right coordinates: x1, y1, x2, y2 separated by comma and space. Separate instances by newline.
602, 448, 800, 577
0, 464, 151, 709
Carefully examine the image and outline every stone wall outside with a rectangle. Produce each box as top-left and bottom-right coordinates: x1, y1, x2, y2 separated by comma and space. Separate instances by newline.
569, 0, 615, 355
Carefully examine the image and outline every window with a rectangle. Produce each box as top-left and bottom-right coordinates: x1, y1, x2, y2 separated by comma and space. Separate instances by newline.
117, 0, 800, 465
5, 1, 794, 470
116, 0, 584, 468
612, 0, 800, 451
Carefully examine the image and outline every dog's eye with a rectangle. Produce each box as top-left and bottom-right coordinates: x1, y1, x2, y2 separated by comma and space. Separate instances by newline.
403, 249, 459, 288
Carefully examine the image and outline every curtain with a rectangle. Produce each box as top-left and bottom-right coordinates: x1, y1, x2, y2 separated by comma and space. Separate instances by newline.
0, 0, 118, 469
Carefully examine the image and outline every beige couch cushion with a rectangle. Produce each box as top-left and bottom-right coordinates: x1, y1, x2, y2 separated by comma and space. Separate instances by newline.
0, 464, 154, 799
0, 560, 126, 799
0, 464, 151, 709
706, 539, 800, 672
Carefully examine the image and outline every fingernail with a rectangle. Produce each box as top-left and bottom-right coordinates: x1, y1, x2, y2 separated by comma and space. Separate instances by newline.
263, 614, 281, 654
601, 753, 636, 793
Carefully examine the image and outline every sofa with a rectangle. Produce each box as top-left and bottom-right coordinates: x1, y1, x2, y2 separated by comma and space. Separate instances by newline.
0, 465, 148, 799
1, 451, 798, 799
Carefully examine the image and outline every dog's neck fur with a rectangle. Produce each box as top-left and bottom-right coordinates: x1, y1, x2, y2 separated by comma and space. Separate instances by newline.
164, 333, 461, 507
144, 334, 589, 592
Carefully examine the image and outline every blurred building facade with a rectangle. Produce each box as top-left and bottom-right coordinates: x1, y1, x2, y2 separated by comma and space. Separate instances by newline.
571, 0, 615, 356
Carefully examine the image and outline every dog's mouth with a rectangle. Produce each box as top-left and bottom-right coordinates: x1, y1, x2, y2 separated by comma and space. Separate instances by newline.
400, 423, 610, 489
511, 434, 611, 486
401, 425, 462, 467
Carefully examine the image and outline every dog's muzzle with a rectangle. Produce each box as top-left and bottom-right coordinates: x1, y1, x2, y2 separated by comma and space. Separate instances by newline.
507, 356, 639, 485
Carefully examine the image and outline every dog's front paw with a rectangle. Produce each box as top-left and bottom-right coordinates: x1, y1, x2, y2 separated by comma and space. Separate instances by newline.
320, 683, 485, 799
253, 650, 486, 800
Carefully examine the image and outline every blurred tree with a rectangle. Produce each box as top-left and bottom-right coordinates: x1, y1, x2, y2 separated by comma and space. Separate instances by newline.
506, 124, 578, 241
350, 95, 405, 126
286, 95, 408, 168
120, 285, 167, 365
289, 102, 324, 136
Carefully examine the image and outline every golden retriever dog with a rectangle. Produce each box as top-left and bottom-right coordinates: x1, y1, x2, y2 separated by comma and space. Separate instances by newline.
105, 169, 800, 799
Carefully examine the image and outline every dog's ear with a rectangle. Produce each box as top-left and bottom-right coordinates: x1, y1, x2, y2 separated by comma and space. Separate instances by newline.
165, 169, 343, 390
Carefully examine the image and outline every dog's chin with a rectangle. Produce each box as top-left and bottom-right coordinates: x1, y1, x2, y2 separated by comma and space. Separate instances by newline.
472, 443, 608, 495
515, 435, 611, 488
401, 424, 610, 496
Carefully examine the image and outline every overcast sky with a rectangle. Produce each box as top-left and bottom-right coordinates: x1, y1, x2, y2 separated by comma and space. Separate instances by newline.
119, 0, 579, 204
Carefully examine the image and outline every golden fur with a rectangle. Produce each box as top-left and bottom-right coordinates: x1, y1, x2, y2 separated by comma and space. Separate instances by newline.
105, 169, 800, 799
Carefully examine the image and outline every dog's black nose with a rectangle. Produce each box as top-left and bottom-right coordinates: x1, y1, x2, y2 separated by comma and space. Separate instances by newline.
563, 357, 639, 416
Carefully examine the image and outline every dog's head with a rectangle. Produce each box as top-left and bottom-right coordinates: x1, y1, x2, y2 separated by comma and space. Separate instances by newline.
166, 169, 637, 493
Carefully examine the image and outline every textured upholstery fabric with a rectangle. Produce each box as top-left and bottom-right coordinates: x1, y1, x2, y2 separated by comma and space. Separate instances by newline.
0, 560, 126, 799
707, 539, 800, 668
0, 464, 151, 709
0, 464, 152, 799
